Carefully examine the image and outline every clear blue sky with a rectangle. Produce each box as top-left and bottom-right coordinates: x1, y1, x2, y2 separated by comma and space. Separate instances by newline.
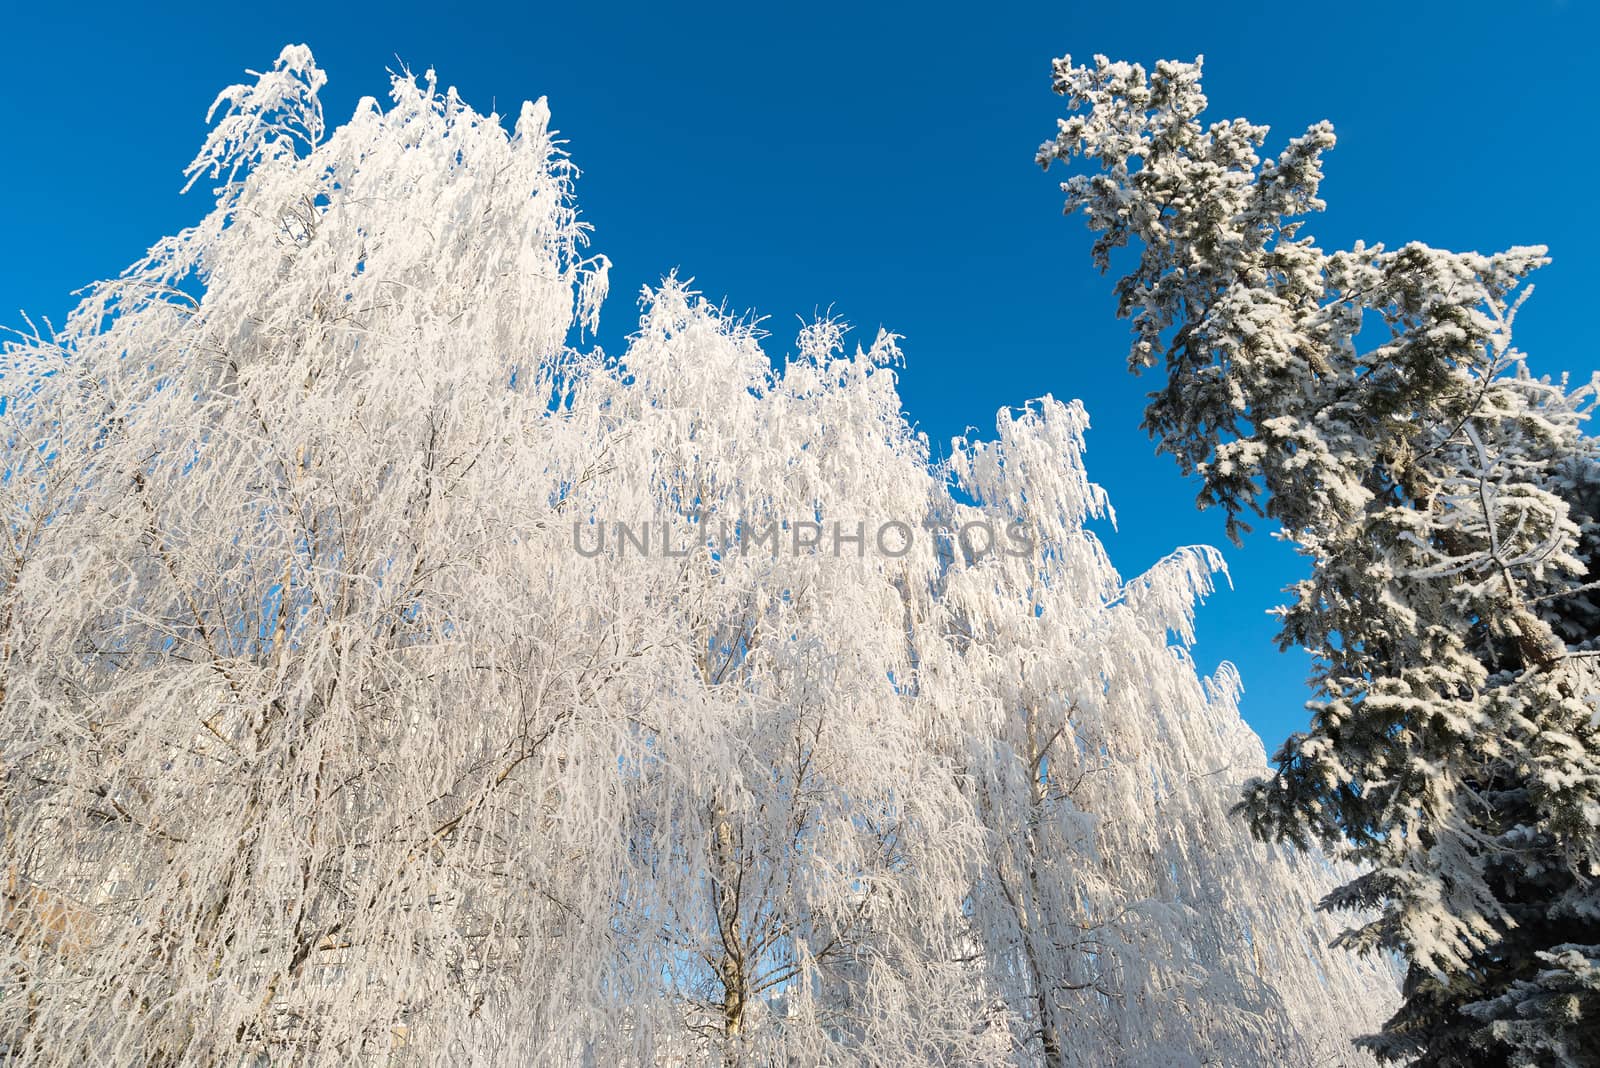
3, 0, 1595, 751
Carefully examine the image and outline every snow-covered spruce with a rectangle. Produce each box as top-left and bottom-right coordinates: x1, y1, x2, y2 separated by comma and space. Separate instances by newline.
1040, 54, 1600, 1066
0, 47, 1394, 1065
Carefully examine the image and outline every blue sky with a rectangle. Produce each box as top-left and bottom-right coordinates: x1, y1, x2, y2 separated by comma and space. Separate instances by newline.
2, 0, 1595, 751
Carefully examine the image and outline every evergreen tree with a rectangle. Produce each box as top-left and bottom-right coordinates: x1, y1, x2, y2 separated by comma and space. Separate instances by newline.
1039, 53, 1600, 1065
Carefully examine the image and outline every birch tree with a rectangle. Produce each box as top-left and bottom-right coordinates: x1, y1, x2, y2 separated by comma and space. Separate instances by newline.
941, 396, 1396, 1065
1, 45, 1397, 1066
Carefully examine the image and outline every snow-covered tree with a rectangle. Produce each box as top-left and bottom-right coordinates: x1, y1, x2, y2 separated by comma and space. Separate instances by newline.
940, 397, 1397, 1066
1, 46, 1395, 1065
1039, 53, 1600, 1065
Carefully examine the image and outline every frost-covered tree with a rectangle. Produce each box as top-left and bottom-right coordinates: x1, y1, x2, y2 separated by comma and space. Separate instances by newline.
1, 46, 1395, 1065
939, 398, 1397, 1066
1040, 54, 1600, 1065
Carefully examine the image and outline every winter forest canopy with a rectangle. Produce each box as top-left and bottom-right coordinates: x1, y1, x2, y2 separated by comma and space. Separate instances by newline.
0, 42, 1593, 1068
